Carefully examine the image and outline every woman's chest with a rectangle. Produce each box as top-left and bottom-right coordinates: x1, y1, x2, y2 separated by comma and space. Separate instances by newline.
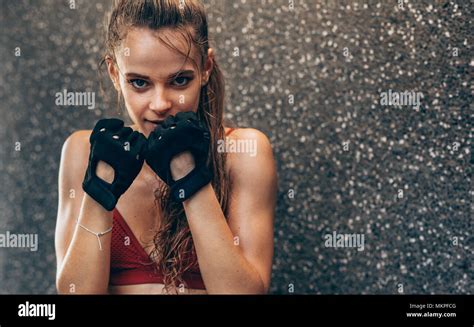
115, 176, 163, 256
113, 136, 236, 256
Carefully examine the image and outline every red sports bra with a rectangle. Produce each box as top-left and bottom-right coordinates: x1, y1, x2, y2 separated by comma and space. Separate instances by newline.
109, 208, 205, 289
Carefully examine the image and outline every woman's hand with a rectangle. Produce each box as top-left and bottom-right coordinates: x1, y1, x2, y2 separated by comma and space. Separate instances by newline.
170, 150, 195, 180
82, 118, 148, 211
95, 161, 115, 183
145, 111, 212, 202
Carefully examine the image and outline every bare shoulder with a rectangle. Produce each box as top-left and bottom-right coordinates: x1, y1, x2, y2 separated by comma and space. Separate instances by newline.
59, 130, 92, 201
224, 127, 273, 152
226, 127, 270, 141
61, 130, 92, 166
224, 127, 275, 180
63, 130, 92, 152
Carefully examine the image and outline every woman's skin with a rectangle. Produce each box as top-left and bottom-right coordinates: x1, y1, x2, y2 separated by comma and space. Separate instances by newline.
55, 27, 277, 294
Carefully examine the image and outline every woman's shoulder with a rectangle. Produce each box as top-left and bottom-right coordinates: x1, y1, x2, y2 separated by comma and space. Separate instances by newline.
223, 127, 274, 176
62, 130, 92, 156
60, 130, 92, 175
223, 127, 272, 149
224, 126, 270, 141
64, 129, 92, 147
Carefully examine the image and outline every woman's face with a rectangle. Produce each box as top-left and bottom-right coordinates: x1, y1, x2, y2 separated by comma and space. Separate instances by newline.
107, 27, 213, 137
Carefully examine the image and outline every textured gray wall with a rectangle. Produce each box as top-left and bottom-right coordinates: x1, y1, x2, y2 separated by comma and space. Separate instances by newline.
0, 0, 472, 294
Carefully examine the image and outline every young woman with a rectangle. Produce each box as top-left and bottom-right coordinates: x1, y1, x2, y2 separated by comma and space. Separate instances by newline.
55, 0, 277, 294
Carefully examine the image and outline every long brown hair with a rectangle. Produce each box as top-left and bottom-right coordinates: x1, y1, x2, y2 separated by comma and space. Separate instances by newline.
100, 0, 231, 292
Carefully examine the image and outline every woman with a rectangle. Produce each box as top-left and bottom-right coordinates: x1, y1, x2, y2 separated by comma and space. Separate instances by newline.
55, 0, 277, 294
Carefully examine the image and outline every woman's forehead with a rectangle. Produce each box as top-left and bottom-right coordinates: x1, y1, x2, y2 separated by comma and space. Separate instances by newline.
116, 27, 200, 78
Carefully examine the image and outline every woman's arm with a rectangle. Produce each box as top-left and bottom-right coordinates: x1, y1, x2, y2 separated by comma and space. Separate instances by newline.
181, 128, 277, 294
55, 131, 113, 294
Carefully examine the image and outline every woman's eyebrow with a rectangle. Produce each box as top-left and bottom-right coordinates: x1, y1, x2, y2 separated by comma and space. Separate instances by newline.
124, 70, 195, 80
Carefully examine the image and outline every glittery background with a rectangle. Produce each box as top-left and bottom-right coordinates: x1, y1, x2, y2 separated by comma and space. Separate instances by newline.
0, 0, 472, 294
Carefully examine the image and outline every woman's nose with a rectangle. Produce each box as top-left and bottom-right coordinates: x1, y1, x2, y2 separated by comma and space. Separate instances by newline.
149, 87, 172, 114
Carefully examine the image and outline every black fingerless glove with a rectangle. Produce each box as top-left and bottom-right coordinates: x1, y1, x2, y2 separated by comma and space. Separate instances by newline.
145, 111, 212, 202
82, 118, 148, 211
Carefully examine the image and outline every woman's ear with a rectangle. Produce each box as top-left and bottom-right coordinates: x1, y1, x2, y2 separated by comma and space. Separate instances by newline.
106, 56, 121, 92
202, 48, 214, 86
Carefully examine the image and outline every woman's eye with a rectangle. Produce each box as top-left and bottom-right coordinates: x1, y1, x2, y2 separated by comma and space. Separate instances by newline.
128, 79, 148, 89
172, 76, 191, 87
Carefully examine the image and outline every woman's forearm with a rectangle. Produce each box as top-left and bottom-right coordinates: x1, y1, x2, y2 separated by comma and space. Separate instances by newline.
183, 183, 265, 294
56, 194, 113, 294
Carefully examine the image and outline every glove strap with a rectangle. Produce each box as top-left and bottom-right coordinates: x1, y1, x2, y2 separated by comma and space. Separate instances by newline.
82, 157, 118, 211
170, 165, 212, 202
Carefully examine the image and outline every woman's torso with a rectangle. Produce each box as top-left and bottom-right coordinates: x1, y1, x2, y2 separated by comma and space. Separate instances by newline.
107, 126, 235, 294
